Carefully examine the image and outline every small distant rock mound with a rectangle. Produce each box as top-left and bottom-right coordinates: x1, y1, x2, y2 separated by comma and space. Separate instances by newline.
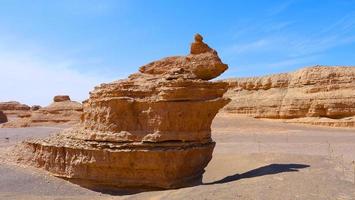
0, 111, 7, 124
53, 95, 70, 102
16, 34, 230, 189
1, 95, 82, 128
222, 66, 355, 127
30, 95, 82, 125
31, 105, 41, 111
0, 101, 30, 118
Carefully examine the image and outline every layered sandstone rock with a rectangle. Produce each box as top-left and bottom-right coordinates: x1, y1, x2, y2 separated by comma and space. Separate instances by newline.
223, 66, 355, 127
31, 105, 42, 111
30, 95, 82, 125
0, 111, 7, 124
53, 95, 70, 102
0, 101, 30, 118
16, 34, 230, 189
1, 95, 82, 128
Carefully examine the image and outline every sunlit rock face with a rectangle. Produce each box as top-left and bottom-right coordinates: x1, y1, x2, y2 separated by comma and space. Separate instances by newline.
223, 66, 355, 127
17, 34, 230, 189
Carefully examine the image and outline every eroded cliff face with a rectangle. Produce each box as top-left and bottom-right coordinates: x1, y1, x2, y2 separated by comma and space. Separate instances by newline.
16, 34, 230, 189
223, 66, 355, 127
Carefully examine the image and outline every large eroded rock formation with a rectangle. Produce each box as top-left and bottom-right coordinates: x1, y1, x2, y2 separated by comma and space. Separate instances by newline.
223, 66, 355, 127
17, 34, 230, 189
1, 95, 82, 128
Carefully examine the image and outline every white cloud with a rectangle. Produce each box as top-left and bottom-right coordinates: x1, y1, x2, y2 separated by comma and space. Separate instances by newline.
0, 35, 113, 106
0, 56, 111, 106
228, 39, 271, 54
226, 11, 355, 58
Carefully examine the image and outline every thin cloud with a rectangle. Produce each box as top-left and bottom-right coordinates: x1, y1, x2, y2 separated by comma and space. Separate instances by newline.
0, 34, 114, 106
265, 55, 320, 69
290, 14, 355, 56
226, 11, 355, 59
228, 39, 271, 54
267, 0, 295, 16
0, 55, 110, 106
51, 0, 122, 16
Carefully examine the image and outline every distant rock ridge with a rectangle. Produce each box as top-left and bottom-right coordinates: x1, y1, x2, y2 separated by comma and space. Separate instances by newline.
223, 65, 355, 127
1, 95, 82, 128
0, 101, 30, 118
0, 101, 30, 111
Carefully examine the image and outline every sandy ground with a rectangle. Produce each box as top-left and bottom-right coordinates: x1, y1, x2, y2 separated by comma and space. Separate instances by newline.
1, 114, 355, 200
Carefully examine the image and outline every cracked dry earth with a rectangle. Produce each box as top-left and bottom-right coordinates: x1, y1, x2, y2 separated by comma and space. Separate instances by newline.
1, 113, 355, 200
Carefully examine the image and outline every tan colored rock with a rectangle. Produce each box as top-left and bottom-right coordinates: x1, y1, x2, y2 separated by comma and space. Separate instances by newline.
31, 105, 41, 111
190, 33, 213, 54
223, 66, 355, 127
0, 111, 7, 124
0, 101, 30, 111
0, 101, 30, 117
53, 95, 70, 102
17, 113, 31, 118
30, 97, 82, 125
1, 117, 31, 128
1, 96, 82, 128
139, 34, 227, 80
16, 34, 230, 189
283, 116, 355, 127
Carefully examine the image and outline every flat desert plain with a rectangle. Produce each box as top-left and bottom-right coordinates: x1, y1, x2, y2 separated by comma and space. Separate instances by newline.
0, 114, 355, 200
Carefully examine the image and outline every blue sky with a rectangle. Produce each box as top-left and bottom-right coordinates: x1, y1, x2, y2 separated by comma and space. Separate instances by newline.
1, 0, 355, 105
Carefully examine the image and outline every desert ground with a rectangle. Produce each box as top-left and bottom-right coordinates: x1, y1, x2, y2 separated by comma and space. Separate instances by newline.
0, 114, 355, 200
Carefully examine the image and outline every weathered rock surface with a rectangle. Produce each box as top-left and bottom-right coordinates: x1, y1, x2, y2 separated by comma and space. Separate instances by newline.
53, 95, 71, 102
31, 105, 41, 111
30, 95, 82, 125
223, 66, 355, 127
0, 111, 7, 124
0, 101, 30, 117
1, 96, 82, 128
140, 34, 227, 81
16, 34, 230, 189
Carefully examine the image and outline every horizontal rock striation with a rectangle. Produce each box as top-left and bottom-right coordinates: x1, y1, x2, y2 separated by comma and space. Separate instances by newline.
19, 137, 215, 189
1, 95, 82, 128
0, 101, 30, 111
0, 101, 30, 118
30, 95, 82, 124
223, 66, 355, 127
16, 34, 230, 189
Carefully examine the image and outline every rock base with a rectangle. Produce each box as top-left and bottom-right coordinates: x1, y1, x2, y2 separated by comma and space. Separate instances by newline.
18, 137, 215, 189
